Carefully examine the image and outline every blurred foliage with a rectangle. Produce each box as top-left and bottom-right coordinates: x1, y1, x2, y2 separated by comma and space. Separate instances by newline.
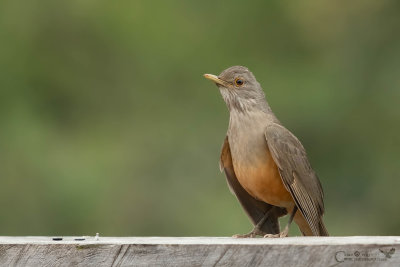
0, 0, 399, 236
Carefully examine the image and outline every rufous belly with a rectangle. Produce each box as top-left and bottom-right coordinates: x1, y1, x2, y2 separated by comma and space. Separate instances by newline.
233, 148, 294, 208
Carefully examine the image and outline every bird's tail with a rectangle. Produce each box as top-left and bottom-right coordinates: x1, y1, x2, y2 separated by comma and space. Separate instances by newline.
318, 220, 329, 236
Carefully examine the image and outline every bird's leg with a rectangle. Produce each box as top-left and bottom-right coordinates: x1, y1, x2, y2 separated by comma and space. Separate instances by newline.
264, 206, 298, 238
233, 208, 273, 238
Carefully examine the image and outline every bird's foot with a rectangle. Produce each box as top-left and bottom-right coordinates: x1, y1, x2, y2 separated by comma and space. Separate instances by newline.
263, 232, 288, 238
233, 227, 264, 238
233, 233, 257, 238
263, 226, 289, 238
263, 233, 280, 238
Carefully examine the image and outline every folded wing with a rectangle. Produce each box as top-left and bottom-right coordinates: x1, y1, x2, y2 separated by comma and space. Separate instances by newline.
264, 124, 328, 236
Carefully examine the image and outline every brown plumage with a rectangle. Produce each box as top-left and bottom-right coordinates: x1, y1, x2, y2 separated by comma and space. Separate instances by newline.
204, 66, 328, 237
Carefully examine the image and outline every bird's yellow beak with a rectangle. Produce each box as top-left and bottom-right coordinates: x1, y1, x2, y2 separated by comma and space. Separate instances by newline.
203, 74, 230, 87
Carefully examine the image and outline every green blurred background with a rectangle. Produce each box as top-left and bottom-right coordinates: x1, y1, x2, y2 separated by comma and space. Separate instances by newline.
0, 0, 399, 237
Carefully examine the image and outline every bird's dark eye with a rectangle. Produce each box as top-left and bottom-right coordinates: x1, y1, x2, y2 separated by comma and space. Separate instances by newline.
235, 78, 244, 86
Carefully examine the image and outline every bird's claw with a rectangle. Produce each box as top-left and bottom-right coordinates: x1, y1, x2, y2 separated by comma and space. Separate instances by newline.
233, 227, 264, 238
263, 233, 280, 238
264, 225, 289, 238
232, 233, 257, 238
264, 230, 289, 238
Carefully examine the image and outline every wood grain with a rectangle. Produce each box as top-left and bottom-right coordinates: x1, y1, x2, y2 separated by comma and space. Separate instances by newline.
0, 236, 399, 266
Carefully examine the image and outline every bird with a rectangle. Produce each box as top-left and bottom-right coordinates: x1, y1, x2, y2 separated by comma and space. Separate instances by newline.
204, 66, 328, 237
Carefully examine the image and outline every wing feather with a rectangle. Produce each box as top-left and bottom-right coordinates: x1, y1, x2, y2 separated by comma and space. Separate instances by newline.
264, 124, 327, 236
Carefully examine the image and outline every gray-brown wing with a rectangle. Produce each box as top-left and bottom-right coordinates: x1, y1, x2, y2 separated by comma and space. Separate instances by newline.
264, 123, 328, 236
220, 136, 286, 235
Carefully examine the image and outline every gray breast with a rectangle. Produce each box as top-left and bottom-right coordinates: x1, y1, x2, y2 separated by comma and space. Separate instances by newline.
227, 111, 271, 165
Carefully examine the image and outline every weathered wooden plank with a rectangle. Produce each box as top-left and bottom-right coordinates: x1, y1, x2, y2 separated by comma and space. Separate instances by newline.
0, 236, 399, 266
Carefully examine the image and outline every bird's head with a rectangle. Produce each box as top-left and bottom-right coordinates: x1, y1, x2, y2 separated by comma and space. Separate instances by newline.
204, 66, 268, 112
